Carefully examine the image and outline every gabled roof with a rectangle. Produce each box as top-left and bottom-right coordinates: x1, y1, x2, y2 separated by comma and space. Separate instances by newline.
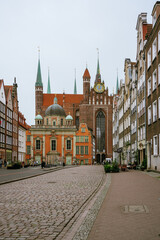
83, 68, 91, 78
0, 79, 4, 90
43, 93, 83, 107
4, 85, 12, 101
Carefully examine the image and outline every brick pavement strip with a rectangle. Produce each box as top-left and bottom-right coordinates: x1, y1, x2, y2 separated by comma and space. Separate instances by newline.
87, 170, 160, 240
0, 166, 104, 240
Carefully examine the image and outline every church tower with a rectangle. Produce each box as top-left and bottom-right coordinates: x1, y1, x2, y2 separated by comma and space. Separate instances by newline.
83, 67, 90, 103
35, 51, 43, 116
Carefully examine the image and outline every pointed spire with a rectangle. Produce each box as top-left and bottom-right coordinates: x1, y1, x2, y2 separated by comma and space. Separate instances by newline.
97, 48, 100, 75
35, 47, 43, 87
95, 48, 101, 83
74, 68, 77, 94
116, 69, 119, 94
47, 67, 51, 93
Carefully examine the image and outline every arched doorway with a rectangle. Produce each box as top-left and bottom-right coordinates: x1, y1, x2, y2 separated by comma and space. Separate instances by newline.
96, 111, 106, 159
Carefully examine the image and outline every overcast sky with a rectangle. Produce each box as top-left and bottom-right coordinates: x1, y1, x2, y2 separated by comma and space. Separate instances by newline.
0, 0, 156, 125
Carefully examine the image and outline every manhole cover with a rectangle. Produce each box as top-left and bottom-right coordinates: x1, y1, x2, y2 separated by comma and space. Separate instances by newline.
122, 205, 149, 213
48, 182, 56, 184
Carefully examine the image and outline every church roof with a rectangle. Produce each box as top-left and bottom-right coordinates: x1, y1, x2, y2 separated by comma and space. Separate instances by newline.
45, 103, 66, 117
66, 114, 73, 120
35, 114, 43, 120
43, 93, 83, 107
83, 68, 91, 78
35, 58, 43, 87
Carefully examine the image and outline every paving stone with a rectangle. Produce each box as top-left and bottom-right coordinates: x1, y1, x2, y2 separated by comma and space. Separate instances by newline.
0, 166, 104, 239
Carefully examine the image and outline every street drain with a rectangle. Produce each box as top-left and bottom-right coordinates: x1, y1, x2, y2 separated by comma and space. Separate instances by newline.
122, 205, 149, 213
48, 182, 57, 184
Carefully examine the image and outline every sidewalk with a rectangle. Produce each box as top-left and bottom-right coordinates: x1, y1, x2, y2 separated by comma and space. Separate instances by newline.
87, 170, 160, 240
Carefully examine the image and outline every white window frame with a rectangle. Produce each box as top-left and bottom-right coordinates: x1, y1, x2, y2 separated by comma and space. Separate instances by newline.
148, 105, 151, 125
152, 69, 157, 91
158, 64, 160, 85
159, 31, 160, 52
159, 97, 160, 119
148, 77, 151, 96
152, 38, 157, 61
147, 48, 151, 69
153, 135, 158, 156
153, 100, 157, 122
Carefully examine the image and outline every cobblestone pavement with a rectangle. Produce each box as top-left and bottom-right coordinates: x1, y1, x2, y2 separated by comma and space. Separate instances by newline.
0, 166, 71, 184
0, 166, 104, 240
87, 170, 160, 240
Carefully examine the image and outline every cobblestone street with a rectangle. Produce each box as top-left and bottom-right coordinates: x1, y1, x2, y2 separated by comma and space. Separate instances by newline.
0, 166, 104, 240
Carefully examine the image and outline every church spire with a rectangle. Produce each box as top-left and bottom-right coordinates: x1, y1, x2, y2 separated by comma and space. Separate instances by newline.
35, 48, 43, 87
116, 70, 119, 94
47, 67, 51, 94
95, 48, 101, 83
74, 68, 77, 94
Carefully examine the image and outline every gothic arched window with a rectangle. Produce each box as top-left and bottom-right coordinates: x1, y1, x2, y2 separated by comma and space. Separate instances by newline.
96, 111, 105, 153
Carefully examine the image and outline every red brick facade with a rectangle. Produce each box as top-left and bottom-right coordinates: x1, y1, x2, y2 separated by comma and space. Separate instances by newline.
35, 63, 113, 163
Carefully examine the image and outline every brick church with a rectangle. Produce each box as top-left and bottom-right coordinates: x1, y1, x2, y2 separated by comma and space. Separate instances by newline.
35, 54, 113, 163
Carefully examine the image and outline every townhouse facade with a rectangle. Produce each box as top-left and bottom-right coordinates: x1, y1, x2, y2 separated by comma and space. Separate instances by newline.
145, 2, 160, 171
113, 1, 160, 171
0, 78, 27, 165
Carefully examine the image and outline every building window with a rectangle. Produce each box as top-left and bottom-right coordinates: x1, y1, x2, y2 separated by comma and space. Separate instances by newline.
36, 140, 40, 150
158, 31, 160, 52
51, 139, 56, 151
76, 136, 79, 142
80, 136, 84, 142
153, 135, 158, 156
46, 118, 48, 125
159, 97, 160, 119
147, 48, 151, 69
85, 146, 88, 155
53, 120, 56, 126
153, 100, 157, 122
148, 77, 151, 96
76, 146, 79, 154
158, 65, 160, 85
81, 128, 86, 133
148, 106, 151, 125
85, 136, 89, 142
159, 134, 160, 155
96, 111, 105, 152
61, 119, 63, 126
152, 69, 157, 91
152, 38, 157, 61
66, 139, 71, 150
27, 135, 31, 142
80, 146, 84, 155
27, 146, 31, 154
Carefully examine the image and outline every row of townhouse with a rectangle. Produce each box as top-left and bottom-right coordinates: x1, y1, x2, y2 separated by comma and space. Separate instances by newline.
0, 78, 28, 165
113, 1, 160, 171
